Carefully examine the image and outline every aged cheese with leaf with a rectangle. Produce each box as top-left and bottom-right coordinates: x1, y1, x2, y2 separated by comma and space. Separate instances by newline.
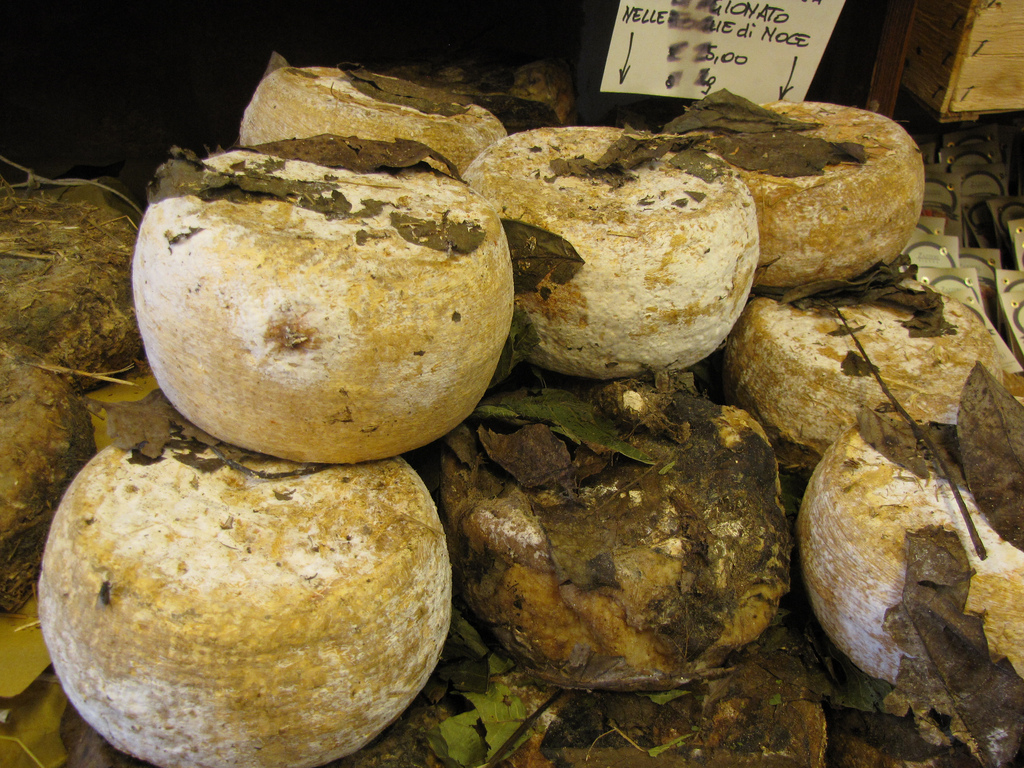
38, 445, 451, 768
239, 66, 507, 173
736, 101, 923, 288
722, 291, 1000, 475
800, 424, 1024, 686
441, 379, 790, 690
133, 149, 513, 463
464, 126, 759, 379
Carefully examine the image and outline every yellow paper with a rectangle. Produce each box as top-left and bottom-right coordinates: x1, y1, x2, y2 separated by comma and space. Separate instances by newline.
0, 678, 67, 768
87, 373, 159, 450
0, 598, 51, 698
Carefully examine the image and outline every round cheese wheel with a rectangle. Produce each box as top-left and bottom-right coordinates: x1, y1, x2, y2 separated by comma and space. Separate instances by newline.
440, 380, 791, 690
738, 101, 924, 288
239, 66, 507, 173
464, 126, 759, 379
133, 150, 513, 463
797, 424, 1024, 684
38, 445, 451, 768
722, 291, 1000, 475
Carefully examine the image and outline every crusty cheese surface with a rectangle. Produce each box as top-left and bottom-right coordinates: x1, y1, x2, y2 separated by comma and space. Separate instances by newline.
0, 346, 94, 610
133, 150, 513, 463
723, 291, 1000, 474
798, 425, 1024, 684
740, 101, 924, 288
441, 386, 791, 690
464, 126, 759, 379
38, 446, 451, 768
239, 66, 507, 173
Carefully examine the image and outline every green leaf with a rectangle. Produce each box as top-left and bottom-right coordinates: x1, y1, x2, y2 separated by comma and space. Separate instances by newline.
768, 693, 783, 706
777, 472, 807, 519
463, 684, 529, 761
644, 689, 690, 705
446, 606, 491, 661
474, 389, 654, 465
488, 309, 540, 389
648, 731, 694, 757
487, 653, 516, 677
434, 658, 491, 695
427, 710, 488, 768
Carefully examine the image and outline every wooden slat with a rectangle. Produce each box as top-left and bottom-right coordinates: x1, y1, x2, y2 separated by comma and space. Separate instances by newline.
902, 0, 974, 114
866, 0, 920, 116
968, 0, 1024, 57
902, 0, 1024, 119
946, 0, 1024, 114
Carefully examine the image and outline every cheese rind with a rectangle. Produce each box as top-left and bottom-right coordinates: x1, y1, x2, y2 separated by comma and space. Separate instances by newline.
798, 425, 1024, 684
464, 126, 759, 379
740, 101, 924, 288
133, 150, 514, 463
38, 445, 451, 768
239, 66, 507, 173
722, 291, 1000, 475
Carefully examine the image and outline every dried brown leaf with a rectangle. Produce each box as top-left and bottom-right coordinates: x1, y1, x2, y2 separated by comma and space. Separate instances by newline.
699, 132, 866, 177
500, 219, 584, 295
390, 211, 486, 253
754, 256, 955, 339
856, 409, 930, 478
85, 389, 219, 460
958, 363, 1024, 550
478, 423, 575, 492
841, 351, 873, 378
662, 89, 818, 135
149, 149, 355, 220
250, 134, 461, 180
660, 90, 864, 177
85, 389, 179, 458
883, 527, 1024, 767
342, 68, 473, 117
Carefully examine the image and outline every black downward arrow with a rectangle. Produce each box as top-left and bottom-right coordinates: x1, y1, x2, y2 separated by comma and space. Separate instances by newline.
619, 32, 634, 84
778, 56, 798, 99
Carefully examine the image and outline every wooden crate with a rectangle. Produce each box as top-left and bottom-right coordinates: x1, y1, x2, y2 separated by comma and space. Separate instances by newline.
902, 0, 1024, 121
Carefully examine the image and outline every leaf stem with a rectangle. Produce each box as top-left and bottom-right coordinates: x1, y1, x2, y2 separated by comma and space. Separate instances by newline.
482, 689, 568, 768
831, 305, 986, 560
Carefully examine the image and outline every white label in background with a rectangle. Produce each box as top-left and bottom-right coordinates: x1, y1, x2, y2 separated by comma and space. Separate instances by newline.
600, 0, 847, 103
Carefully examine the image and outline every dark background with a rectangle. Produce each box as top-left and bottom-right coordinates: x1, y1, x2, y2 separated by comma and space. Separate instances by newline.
0, 0, 972, 200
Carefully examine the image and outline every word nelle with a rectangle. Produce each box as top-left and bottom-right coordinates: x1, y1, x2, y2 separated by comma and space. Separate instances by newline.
621, 5, 669, 24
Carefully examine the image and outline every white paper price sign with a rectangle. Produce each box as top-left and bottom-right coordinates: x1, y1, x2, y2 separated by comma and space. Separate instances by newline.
600, 0, 846, 103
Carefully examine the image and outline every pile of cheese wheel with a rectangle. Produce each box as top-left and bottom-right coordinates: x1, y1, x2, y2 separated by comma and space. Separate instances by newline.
34, 60, 1024, 768
714, 101, 1024, 717
37, 65, 516, 768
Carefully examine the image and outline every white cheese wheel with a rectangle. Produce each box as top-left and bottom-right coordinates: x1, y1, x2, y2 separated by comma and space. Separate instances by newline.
239, 66, 507, 173
38, 445, 451, 768
722, 291, 1000, 475
464, 126, 759, 379
797, 424, 1024, 684
738, 101, 924, 288
133, 150, 513, 463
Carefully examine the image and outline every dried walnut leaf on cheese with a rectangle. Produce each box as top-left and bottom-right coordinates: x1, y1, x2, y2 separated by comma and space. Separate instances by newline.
882, 527, 1024, 768
249, 133, 462, 180
958, 363, 1024, 551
